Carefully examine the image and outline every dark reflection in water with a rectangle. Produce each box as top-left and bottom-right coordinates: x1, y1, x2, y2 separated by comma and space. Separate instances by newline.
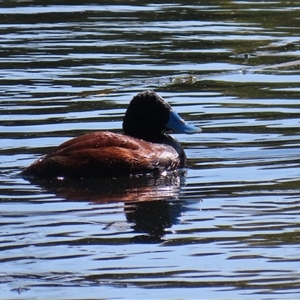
25, 171, 184, 202
25, 171, 187, 243
126, 199, 184, 243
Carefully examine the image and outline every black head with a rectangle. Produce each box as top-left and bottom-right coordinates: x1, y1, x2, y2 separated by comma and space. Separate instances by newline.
123, 90, 171, 141
123, 90, 201, 143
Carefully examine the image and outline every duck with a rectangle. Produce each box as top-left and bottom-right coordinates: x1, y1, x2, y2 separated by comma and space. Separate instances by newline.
21, 90, 201, 178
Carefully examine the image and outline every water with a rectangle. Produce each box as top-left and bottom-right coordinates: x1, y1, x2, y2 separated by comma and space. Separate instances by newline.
1, 1, 300, 299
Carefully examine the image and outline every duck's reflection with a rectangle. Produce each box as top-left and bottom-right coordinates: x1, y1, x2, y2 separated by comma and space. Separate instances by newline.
26, 171, 187, 242
125, 199, 184, 243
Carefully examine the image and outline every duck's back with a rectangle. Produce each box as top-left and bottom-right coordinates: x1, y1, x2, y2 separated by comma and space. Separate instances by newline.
21, 131, 180, 178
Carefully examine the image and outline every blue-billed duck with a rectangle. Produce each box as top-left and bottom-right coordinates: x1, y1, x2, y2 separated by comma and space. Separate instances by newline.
21, 90, 201, 178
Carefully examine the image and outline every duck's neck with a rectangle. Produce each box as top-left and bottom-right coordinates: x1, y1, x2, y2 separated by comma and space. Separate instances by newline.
161, 134, 186, 167
139, 133, 187, 168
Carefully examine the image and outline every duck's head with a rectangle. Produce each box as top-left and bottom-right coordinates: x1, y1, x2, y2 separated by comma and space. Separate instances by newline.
123, 90, 201, 141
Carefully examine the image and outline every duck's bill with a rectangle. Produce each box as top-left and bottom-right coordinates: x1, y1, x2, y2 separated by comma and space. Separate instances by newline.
166, 110, 202, 134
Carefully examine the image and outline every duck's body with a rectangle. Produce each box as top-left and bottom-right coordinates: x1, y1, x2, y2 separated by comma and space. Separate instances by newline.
22, 91, 201, 178
22, 131, 180, 177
